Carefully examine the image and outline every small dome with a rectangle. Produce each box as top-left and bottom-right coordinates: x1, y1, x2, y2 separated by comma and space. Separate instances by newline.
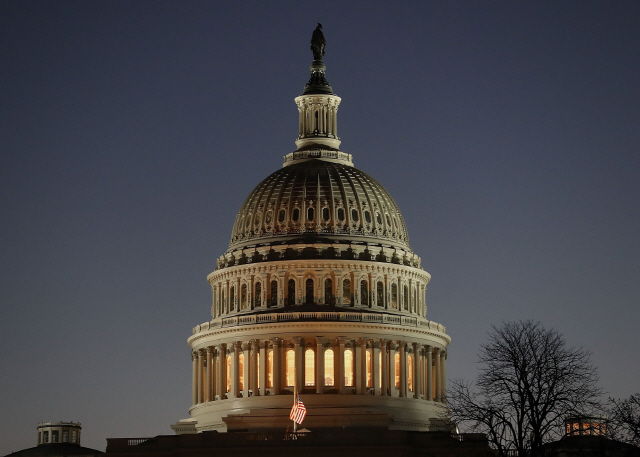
228, 159, 411, 253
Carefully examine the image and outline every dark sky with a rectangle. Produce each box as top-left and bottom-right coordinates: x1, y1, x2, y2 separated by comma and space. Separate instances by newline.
1, 1, 639, 454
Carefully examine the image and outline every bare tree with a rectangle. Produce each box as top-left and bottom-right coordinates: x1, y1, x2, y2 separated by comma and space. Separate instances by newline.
608, 394, 640, 446
447, 320, 602, 457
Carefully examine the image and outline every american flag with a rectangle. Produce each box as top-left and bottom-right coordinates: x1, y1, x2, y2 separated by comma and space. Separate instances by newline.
289, 393, 307, 424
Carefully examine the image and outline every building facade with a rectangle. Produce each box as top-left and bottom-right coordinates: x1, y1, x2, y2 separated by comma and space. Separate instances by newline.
180, 32, 451, 434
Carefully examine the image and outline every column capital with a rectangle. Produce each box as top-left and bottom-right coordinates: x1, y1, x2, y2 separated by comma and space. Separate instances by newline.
206, 346, 213, 354
227, 344, 236, 354
192, 351, 198, 361
241, 342, 250, 351
425, 345, 433, 354
315, 336, 325, 345
270, 337, 281, 346
373, 340, 381, 349
338, 336, 349, 345
293, 336, 303, 345
258, 340, 266, 349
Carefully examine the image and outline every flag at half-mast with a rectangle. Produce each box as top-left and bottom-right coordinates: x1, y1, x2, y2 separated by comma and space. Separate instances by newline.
289, 393, 307, 424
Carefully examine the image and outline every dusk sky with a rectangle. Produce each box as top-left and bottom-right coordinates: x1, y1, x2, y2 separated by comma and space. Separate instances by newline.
1, 1, 639, 454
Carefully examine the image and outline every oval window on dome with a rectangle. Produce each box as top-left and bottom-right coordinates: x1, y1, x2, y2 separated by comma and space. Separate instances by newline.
376, 213, 382, 225
265, 211, 273, 224
337, 208, 345, 221
292, 208, 300, 222
351, 209, 359, 222
386, 214, 391, 226
364, 211, 371, 224
322, 207, 329, 221
278, 209, 286, 223
307, 207, 314, 221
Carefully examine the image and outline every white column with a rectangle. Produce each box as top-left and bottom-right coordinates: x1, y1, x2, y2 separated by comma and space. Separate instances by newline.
242, 342, 250, 397
373, 340, 381, 395
435, 348, 442, 402
231, 342, 239, 398
426, 346, 433, 401
197, 350, 204, 404
293, 337, 303, 391
338, 338, 346, 394
441, 350, 447, 401
399, 343, 406, 398
355, 339, 365, 394
271, 338, 281, 395
380, 340, 388, 396
217, 344, 226, 400
205, 347, 213, 402
413, 344, 420, 399
251, 340, 259, 396
315, 337, 324, 394
191, 352, 198, 406
259, 341, 266, 396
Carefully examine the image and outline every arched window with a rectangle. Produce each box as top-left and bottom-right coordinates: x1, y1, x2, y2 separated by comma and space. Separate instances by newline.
337, 208, 345, 221
351, 208, 359, 222
238, 353, 245, 391
361, 280, 369, 306
322, 207, 330, 221
324, 278, 333, 304
377, 281, 384, 307
364, 210, 371, 223
241, 284, 247, 309
408, 354, 413, 392
254, 282, 261, 308
270, 280, 278, 308
278, 209, 286, 223
344, 349, 354, 387
286, 349, 295, 387
342, 278, 351, 305
267, 350, 273, 388
366, 350, 372, 388
376, 213, 382, 224
386, 214, 391, 226
403, 285, 408, 310
306, 278, 314, 305
392, 283, 398, 309
230, 286, 235, 311
324, 348, 334, 386
288, 279, 296, 306
292, 208, 300, 222
307, 207, 314, 221
394, 352, 400, 388
226, 355, 232, 393
305, 349, 315, 386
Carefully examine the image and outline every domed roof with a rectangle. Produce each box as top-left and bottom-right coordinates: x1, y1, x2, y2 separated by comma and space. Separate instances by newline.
228, 158, 411, 253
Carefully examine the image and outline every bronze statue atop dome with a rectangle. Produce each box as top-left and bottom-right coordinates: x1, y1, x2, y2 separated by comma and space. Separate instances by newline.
311, 23, 325, 60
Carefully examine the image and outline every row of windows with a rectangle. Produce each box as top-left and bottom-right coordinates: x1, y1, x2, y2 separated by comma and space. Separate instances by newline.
241, 207, 401, 231
217, 279, 421, 312
38, 430, 78, 444
220, 349, 424, 393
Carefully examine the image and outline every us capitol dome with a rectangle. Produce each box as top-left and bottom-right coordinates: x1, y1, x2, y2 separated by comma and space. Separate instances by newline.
178, 28, 451, 434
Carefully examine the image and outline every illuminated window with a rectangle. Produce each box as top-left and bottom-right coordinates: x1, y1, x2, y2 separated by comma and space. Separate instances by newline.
270, 281, 277, 308
254, 282, 261, 307
344, 349, 354, 386
288, 279, 296, 306
238, 353, 245, 391
62, 430, 68, 443
342, 278, 351, 305
305, 349, 315, 386
392, 284, 398, 308
226, 355, 231, 392
395, 352, 400, 388
361, 280, 369, 306
408, 354, 414, 392
324, 278, 333, 304
325, 349, 335, 386
286, 349, 295, 387
306, 278, 314, 304
241, 284, 247, 309
267, 350, 273, 388
377, 282, 384, 307
366, 350, 372, 387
